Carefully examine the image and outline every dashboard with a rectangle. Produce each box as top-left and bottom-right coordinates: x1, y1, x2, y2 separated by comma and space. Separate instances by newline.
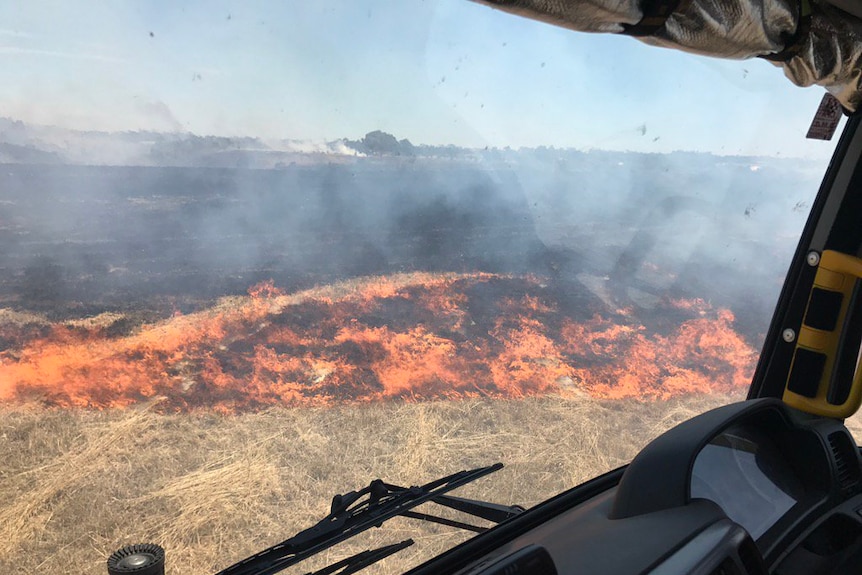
410, 399, 862, 575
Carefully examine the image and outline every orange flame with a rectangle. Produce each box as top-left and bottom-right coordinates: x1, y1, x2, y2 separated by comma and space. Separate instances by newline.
562, 306, 755, 400
0, 273, 757, 412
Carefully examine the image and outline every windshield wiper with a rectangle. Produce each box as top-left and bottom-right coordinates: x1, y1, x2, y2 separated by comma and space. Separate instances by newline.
215, 462, 513, 575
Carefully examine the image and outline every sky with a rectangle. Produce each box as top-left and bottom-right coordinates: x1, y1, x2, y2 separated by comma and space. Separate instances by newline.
0, 0, 845, 158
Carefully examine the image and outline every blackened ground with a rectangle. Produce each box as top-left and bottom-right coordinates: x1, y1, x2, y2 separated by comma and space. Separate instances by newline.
0, 158, 803, 346
0, 163, 578, 313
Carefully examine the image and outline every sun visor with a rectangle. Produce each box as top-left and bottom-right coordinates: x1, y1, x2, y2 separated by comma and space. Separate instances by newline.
472, 0, 862, 113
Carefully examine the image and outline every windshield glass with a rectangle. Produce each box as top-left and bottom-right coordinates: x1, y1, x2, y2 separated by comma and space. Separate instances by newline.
0, 2, 844, 574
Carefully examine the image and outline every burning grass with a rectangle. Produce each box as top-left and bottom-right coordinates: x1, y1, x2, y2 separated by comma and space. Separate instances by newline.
0, 273, 757, 411
0, 394, 739, 575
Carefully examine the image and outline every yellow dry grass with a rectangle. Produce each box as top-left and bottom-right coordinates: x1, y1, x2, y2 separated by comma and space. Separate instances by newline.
0, 393, 737, 575
844, 411, 862, 440
62, 313, 128, 330
0, 309, 49, 328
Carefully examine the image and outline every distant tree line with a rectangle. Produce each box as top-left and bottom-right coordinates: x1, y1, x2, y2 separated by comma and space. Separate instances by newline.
344, 130, 471, 159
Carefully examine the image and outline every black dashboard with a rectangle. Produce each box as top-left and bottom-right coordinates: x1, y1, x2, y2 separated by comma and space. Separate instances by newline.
410, 398, 862, 575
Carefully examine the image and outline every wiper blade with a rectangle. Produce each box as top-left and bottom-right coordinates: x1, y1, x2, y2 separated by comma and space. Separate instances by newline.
215, 463, 504, 575
304, 539, 414, 575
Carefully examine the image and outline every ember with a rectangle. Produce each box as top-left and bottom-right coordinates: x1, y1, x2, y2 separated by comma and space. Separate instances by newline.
0, 272, 757, 412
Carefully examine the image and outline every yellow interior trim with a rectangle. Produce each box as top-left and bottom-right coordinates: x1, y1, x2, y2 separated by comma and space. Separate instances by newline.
783, 250, 862, 419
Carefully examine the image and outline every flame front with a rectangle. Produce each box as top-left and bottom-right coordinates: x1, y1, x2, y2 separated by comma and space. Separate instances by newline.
0, 273, 757, 412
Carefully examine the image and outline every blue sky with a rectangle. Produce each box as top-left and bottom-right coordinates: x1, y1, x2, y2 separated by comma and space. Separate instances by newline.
0, 0, 843, 157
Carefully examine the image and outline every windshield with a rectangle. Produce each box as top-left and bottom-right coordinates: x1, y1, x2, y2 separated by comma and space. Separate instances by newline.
0, 2, 844, 574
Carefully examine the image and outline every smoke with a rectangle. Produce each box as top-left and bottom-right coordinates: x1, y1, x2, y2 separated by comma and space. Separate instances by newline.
0, 144, 825, 354
136, 100, 184, 133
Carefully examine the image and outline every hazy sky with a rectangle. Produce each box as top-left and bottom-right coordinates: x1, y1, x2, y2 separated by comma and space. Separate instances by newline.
0, 0, 844, 157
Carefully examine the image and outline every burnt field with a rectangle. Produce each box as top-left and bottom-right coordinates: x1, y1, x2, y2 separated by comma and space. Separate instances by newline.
0, 162, 566, 309
0, 155, 812, 340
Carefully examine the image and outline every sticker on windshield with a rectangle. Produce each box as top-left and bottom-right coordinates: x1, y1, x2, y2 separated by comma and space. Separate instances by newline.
807, 93, 843, 141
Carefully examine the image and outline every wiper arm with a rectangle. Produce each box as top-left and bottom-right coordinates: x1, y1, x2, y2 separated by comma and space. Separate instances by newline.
215, 463, 504, 575
304, 539, 414, 575
432, 494, 525, 523
400, 494, 525, 533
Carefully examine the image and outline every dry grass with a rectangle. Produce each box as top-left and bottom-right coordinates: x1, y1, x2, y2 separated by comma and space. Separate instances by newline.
844, 411, 862, 441
0, 309, 49, 328
0, 394, 737, 575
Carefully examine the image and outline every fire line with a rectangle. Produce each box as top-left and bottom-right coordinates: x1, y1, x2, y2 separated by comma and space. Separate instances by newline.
0, 272, 756, 412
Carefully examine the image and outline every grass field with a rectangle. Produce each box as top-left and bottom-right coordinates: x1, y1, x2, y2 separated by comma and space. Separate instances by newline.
0, 394, 750, 575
